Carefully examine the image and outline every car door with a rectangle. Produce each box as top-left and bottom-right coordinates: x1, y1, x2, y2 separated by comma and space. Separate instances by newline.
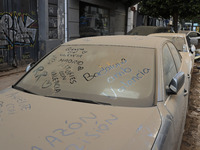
167, 42, 190, 94
162, 43, 189, 149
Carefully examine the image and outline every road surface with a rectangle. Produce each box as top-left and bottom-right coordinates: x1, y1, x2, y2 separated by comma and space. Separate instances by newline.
0, 71, 25, 90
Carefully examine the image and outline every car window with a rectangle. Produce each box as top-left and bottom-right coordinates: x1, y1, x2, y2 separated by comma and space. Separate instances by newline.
163, 44, 177, 94
159, 36, 186, 51
15, 45, 155, 107
167, 42, 181, 71
188, 32, 198, 37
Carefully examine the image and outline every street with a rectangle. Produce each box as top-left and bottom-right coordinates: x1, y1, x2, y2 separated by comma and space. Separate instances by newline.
0, 71, 25, 90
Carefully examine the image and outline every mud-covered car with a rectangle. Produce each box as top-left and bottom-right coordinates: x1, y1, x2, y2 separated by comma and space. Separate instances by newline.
0, 36, 191, 150
148, 33, 196, 75
127, 26, 173, 35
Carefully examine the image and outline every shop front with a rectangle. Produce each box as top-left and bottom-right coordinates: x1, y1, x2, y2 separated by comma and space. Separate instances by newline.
68, 0, 129, 40
80, 1, 110, 37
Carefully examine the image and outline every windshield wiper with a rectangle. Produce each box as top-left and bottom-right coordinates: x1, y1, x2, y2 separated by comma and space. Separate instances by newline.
12, 85, 36, 95
45, 96, 111, 105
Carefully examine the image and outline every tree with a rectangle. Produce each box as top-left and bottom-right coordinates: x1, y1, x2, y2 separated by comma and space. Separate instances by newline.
139, 0, 200, 32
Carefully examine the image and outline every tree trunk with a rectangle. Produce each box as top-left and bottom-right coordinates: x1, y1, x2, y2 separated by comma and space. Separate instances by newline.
192, 21, 194, 31
173, 10, 179, 33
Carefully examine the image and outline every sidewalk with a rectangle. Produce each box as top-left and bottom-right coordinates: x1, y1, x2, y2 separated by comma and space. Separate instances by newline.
0, 65, 26, 77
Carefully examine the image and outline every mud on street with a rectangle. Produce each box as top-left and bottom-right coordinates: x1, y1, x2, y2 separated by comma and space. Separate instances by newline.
181, 62, 200, 150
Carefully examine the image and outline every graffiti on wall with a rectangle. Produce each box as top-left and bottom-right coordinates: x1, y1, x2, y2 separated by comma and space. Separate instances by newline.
0, 13, 37, 49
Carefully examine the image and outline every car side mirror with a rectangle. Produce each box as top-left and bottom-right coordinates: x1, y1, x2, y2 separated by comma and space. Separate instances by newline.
26, 62, 35, 72
182, 44, 187, 52
190, 38, 198, 46
190, 44, 196, 53
166, 72, 185, 94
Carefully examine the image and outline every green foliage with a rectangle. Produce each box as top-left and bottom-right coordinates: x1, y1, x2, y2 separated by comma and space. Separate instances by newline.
139, 0, 200, 19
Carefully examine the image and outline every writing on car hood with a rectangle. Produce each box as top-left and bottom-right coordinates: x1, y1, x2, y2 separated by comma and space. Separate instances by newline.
0, 88, 161, 150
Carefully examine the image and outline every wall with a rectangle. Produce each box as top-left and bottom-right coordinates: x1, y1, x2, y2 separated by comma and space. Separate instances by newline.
68, 0, 80, 40
0, 0, 38, 67
38, 0, 65, 58
113, 2, 126, 35
127, 7, 134, 33
0, 13, 37, 49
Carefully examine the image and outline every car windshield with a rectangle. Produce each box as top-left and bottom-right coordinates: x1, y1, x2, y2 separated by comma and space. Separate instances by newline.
14, 45, 155, 107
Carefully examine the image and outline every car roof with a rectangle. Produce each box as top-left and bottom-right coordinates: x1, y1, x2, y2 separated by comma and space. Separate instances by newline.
148, 33, 186, 38
63, 35, 169, 49
178, 30, 189, 34
127, 26, 171, 35
179, 30, 200, 35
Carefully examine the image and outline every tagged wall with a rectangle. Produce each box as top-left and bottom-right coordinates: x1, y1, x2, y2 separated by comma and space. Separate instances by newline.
0, 13, 37, 49
0, 0, 38, 68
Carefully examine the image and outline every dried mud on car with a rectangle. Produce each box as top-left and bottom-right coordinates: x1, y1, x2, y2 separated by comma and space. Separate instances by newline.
180, 62, 200, 150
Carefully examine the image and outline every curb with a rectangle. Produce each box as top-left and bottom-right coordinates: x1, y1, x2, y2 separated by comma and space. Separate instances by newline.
0, 67, 26, 78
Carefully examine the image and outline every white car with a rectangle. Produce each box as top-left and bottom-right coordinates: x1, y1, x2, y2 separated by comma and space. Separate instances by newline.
179, 30, 200, 50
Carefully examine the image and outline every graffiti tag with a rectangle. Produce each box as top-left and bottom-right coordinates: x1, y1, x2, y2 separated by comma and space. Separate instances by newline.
0, 13, 37, 48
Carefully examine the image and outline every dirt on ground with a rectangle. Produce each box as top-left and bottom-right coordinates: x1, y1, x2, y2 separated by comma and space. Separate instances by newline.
180, 62, 200, 150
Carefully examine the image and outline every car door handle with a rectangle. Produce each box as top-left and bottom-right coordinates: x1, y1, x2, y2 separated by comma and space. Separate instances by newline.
184, 89, 188, 96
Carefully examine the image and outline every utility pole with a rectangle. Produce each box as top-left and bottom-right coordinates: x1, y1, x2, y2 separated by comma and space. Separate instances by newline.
11, 0, 17, 67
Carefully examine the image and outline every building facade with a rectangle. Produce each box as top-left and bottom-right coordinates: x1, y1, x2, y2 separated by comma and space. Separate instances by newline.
0, 0, 134, 69
68, 0, 129, 40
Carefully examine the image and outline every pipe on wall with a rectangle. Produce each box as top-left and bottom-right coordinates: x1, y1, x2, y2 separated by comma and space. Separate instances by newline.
65, 0, 68, 42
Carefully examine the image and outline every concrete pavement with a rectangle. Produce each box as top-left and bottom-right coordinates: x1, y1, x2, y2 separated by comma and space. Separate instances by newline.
0, 65, 26, 78
0, 64, 26, 90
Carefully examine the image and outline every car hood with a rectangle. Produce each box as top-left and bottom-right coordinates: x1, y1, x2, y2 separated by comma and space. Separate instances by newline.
0, 88, 161, 150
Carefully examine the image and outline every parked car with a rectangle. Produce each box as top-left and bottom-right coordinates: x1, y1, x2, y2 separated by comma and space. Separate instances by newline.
179, 30, 200, 39
186, 31, 200, 39
0, 36, 191, 150
148, 33, 196, 75
179, 30, 200, 50
127, 26, 174, 36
